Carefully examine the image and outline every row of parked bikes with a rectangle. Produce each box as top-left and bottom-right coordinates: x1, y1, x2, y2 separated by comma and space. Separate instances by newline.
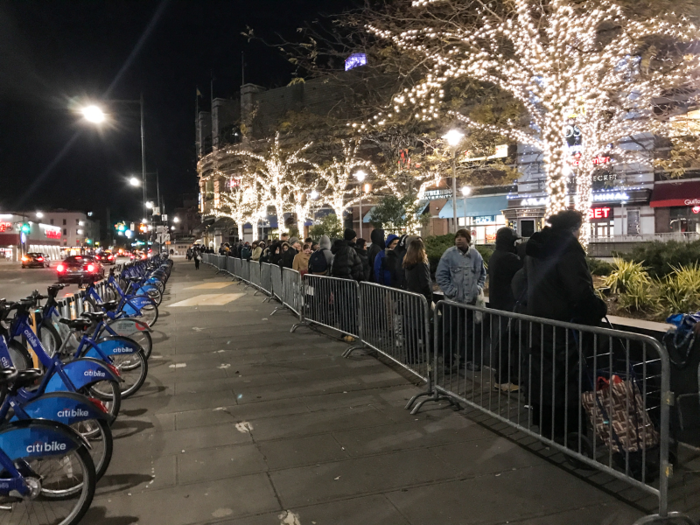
0, 254, 172, 524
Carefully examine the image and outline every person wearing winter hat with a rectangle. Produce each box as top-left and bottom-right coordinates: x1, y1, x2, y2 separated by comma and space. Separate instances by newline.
331, 229, 364, 281
355, 238, 370, 281
374, 233, 399, 286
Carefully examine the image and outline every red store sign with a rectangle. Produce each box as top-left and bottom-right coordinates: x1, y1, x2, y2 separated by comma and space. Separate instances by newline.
588, 207, 611, 220
0, 222, 12, 232
45, 229, 61, 239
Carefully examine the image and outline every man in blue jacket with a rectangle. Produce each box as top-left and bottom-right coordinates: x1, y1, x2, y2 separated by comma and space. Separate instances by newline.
373, 234, 399, 285
435, 229, 486, 371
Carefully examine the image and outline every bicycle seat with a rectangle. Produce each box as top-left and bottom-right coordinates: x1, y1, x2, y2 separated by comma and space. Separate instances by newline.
94, 300, 119, 311
81, 311, 109, 321
12, 369, 42, 389
59, 318, 92, 331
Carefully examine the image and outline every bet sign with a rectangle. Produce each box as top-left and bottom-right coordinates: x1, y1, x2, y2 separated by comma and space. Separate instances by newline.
588, 207, 611, 220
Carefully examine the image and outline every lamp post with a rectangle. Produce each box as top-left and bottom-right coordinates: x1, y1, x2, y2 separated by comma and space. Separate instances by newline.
443, 129, 465, 233
355, 170, 367, 239
80, 94, 147, 219
461, 186, 471, 233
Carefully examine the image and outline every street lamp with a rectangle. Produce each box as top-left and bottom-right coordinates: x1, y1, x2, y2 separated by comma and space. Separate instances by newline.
129, 177, 141, 187
79, 95, 148, 219
173, 216, 180, 223
145, 201, 154, 209
309, 189, 319, 200
461, 186, 471, 230
443, 129, 465, 233
36, 211, 44, 219
81, 105, 106, 124
355, 170, 367, 239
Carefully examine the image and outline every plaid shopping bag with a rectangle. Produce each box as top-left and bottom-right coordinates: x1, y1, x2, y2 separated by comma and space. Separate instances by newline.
581, 375, 659, 453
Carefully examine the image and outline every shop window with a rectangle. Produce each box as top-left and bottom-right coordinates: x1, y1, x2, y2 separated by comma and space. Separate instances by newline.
627, 209, 640, 235
669, 207, 700, 233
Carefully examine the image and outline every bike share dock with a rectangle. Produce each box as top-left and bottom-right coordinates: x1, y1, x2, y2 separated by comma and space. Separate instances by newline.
86, 262, 700, 525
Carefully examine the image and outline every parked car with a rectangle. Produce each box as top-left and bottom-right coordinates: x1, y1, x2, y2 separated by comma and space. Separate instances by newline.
56, 255, 104, 284
21, 252, 51, 268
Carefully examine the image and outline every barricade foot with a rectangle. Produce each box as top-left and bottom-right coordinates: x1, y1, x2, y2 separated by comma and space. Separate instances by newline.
270, 306, 284, 316
290, 321, 307, 333
342, 344, 367, 358
409, 391, 459, 415
633, 512, 696, 525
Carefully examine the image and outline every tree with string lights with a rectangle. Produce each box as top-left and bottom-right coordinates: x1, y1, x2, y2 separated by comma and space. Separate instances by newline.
227, 132, 314, 234
367, 0, 700, 240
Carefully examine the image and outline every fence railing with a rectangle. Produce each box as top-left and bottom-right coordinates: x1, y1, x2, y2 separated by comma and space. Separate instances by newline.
199, 254, 691, 525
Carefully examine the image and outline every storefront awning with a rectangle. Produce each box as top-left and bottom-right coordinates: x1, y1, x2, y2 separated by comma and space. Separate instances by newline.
651, 181, 700, 208
438, 195, 509, 219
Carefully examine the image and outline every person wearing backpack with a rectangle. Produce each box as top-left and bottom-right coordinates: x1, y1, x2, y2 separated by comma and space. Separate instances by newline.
308, 235, 334, 275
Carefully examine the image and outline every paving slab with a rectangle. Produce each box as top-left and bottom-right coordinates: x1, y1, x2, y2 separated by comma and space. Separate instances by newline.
90, 262, 672, 525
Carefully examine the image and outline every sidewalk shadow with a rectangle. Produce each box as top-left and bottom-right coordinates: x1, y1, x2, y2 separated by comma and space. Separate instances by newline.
95, 473, 154, 496
83, 506, 138, 524
110, 419, 154, 440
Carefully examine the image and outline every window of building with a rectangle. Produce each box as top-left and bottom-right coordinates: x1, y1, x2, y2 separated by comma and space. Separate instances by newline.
50, 219, 54, 225
669, 206, 700, 233
627, 209, 640, 235
63, 229, 67, 236
76, 219, 80, 225
63, 219, 66, 225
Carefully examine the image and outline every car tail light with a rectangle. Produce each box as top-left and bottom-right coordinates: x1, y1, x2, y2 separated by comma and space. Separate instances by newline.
88, 397, 109, 413
57, 264, 66, 273
21, 256, 29, 262
37, 257, 44, 261
86, 264, 96, 272
108, 255, 114, 260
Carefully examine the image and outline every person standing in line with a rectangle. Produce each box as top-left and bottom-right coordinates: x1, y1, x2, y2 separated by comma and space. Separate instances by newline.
368, 229, 385, 281
435, 229, 487, 371
251, 241, 262, 262
194, 249, 202, 270
374, 234, 398, 285
488, 227, 524, 393
331, 229, 364, 281
404, 238, 433, 306
293, 243, 312, 275
355, 238, 371, 281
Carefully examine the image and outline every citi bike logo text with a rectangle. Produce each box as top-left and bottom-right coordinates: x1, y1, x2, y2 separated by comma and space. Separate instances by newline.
57, 408, 89, 418
84, 369, 106, 378
111, 346, 132, 354
26, 441, 67, 453
0, 357, 10, 369
23, 329, 39, 349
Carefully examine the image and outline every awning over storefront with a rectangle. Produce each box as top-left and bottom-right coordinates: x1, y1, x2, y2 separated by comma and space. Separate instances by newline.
438, 195, 509, 219
651, 181, 700, 208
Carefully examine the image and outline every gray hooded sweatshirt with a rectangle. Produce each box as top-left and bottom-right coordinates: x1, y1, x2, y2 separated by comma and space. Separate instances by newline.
318, 235, 335, 267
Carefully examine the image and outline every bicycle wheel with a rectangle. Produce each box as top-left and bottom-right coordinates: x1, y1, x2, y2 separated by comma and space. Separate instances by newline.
145, 287, 163, 306
103, 319, 152, 360
108, 347, 148, 398
70, 418, 112, 482
0, 442, 96, 525
137, 302, 158, 327
39, 321, 62, 358
83, 380, 121, 424
8, 340, 34, 371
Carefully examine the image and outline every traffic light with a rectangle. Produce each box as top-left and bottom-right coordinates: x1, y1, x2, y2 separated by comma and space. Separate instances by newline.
20, 223, 31, 234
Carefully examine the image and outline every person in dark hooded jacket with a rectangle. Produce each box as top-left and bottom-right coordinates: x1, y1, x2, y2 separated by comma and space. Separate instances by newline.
374, 234, 399, 285
489, 228, 523, 312
355, 239, 371, 281
368, 229, 385, 281
331, 229, 364, 281
393, 235, 409, 288
523, 210, 606, 441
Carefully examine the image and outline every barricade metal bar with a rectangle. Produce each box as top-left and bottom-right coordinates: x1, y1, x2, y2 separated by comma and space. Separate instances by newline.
345, 282, 430, 383
291, 274, 359, 338
260, 263, 273, 299
270, 265, 283, 307
280, 268, 301, 319
420, 300, 678, 523
240, 259, 251, 283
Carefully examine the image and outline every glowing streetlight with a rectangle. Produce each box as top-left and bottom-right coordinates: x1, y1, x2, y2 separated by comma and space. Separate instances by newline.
443, 129, 465, 232
129, 177, 141, 187
309, 189, 319, 200
460, 187, 472, 230
461, 187, 472, 197
81, 105, 106, 124
145, 201, 154, 209
355, 170, 368, 238
173, 216, 180, 223
36, 211, 44, 219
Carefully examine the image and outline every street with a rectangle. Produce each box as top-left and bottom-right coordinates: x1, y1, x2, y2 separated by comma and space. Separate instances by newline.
0, 257, 131, 303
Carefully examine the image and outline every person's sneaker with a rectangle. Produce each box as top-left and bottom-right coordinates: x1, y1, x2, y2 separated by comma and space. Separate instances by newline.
499, 383, 520, 393
343, 335, 355, 343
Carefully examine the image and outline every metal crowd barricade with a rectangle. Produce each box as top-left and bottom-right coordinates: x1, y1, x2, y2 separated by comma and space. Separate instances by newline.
225, 256, 236, 276
344, 282, 431, 381
240, 259, 251, 283
249, 262, 268, 296
291, 274, 359, 338
260, 263, 273, 296
410, 300, 684, 525
270, 265, 283, 303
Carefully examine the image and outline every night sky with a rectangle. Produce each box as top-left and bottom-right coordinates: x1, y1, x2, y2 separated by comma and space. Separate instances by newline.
0, 0, 358, 224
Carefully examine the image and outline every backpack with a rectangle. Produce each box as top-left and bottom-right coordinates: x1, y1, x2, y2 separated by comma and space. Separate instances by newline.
241, 247, 252, 260
308, 249, 330, 275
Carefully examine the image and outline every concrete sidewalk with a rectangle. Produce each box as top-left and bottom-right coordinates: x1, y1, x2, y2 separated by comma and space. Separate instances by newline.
84, 262, 694, 525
